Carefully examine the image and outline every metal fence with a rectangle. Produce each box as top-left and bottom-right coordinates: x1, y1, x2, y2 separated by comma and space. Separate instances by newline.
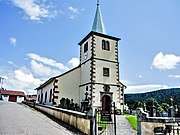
95, 102, 116, 135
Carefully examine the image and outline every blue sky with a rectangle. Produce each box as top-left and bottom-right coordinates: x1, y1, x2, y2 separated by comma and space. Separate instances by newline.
0, 0, 180, 94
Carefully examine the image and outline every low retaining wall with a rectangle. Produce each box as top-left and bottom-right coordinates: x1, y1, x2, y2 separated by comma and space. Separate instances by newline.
137, 108, 180, 135
34, 103, 90, 134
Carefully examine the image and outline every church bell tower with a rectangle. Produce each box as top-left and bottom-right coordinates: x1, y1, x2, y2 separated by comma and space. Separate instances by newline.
78, 2, 124, 111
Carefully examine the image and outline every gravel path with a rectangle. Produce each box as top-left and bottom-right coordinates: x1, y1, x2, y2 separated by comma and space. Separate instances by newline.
116, 115, 136, 135
101, 115, 136, 135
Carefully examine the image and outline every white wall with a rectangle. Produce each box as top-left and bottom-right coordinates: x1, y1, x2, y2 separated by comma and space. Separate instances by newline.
94, 35, 117, 61
36, 81, 54, 105
1, 95, 24, 103
80, 37, 92, 64
80, 61, 91, 84
79, 84, 91, 105
57, 68, 80, 105
2, 95, 9, 102
95, 60, 118, 84
17, 96, 25, 103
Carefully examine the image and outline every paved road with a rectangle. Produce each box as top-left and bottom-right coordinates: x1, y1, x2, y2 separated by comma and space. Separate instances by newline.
0, 101, 73, 135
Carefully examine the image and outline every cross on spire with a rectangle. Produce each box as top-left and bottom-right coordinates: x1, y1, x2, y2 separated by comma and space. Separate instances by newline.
92, 0, 106, 34
97, 0, 99, 6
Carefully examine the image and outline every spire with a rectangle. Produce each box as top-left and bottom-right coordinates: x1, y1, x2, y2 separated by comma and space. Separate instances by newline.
92, 1, 106, 34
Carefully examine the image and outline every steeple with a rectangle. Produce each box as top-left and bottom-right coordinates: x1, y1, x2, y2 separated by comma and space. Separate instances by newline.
92, 1, 106, 34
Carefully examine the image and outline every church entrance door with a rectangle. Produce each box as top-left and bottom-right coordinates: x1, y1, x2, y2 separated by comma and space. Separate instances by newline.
102, 95, 111, 113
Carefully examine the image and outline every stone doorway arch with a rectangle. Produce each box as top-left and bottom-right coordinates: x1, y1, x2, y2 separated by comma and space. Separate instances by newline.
102, 94, 112, 113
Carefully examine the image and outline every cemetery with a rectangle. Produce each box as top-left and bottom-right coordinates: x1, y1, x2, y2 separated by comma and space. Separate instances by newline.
137, 98, 180, 135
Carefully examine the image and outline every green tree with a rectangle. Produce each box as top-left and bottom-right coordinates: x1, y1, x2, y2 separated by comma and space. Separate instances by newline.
161, 103, 170, 112
144, 98, 159, 111
132, 100, 142, 110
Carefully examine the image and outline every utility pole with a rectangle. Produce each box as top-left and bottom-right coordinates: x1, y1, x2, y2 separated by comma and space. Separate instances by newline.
0, 77, 4, 90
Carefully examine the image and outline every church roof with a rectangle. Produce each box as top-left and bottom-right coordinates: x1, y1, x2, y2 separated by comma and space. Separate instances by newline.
78, 31, 120, 45
92, 3, 106, 34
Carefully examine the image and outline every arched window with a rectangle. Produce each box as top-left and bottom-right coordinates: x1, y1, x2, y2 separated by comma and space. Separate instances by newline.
41, 93, 43, 103
105, 41, 110, 51
102, 40, 106, 50
102, 40, 110, 51
84, 42, 88, 53
45, 92, 47, 103
49, 89, 52, 102
38, 95, 40, 102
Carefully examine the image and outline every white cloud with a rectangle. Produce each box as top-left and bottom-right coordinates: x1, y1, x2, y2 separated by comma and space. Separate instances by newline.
30, 60, 60, 76
0, 68, 42, 94
137, 75, 143, 78
68, 6, 79, 19
27, 53, 69, 71
169, 75, 180, 79
152, 52, 180, 70
70, 15, 75, 19
9, 37, 16, 46
68, 6, 78, 13
14, 70, 41, 85
12, 0, 57, 21
7, 61, 17, 67
120, 79, 131, 86
8, 61, 14, 65
0, 53, 79, 94
68, 57, 79, 68
125, 84, 170, 94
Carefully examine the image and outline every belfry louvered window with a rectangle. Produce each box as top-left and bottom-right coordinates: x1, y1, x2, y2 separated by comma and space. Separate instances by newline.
102, 40, 110, 51
84, 42, 88, 53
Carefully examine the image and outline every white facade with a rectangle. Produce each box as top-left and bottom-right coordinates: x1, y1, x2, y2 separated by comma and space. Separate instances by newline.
78, 32, 123, 111
1, 95, 24, 103
36, 79, 54, 105
2, 95, 8, 102
56, 67, 80, 104
17, 96, 25, 102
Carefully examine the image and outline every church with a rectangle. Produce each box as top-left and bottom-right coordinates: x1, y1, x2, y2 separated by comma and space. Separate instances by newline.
35, 3, 126, 113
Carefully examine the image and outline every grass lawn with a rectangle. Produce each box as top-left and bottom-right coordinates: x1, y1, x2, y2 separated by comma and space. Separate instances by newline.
124, 114, 137, 131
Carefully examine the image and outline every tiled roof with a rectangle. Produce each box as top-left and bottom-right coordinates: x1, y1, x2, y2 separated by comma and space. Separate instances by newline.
0, 90, 25, 97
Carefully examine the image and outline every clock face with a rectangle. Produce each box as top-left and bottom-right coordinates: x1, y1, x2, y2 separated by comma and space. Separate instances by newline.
84, 52, 88, 60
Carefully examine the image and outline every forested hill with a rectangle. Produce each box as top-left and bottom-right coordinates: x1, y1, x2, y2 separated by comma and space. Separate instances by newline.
125, 88, 180, 105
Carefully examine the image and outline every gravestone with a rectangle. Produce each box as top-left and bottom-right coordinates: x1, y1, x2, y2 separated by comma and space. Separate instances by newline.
65, 98, 70, 109
69, 99, 75, 110
168, 98, 175, 117
60, 97, 66, 108
150, 101, 157, 117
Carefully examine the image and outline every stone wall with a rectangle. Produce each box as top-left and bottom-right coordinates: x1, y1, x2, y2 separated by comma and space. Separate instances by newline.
35, 104, 90, 134
137, 108, 180, 135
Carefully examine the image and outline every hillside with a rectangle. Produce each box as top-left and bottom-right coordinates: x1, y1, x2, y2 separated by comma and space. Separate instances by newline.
125, 88, 180, 106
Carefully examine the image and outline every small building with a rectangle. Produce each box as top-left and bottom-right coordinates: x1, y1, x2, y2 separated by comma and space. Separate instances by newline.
0, 89, 25, 102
